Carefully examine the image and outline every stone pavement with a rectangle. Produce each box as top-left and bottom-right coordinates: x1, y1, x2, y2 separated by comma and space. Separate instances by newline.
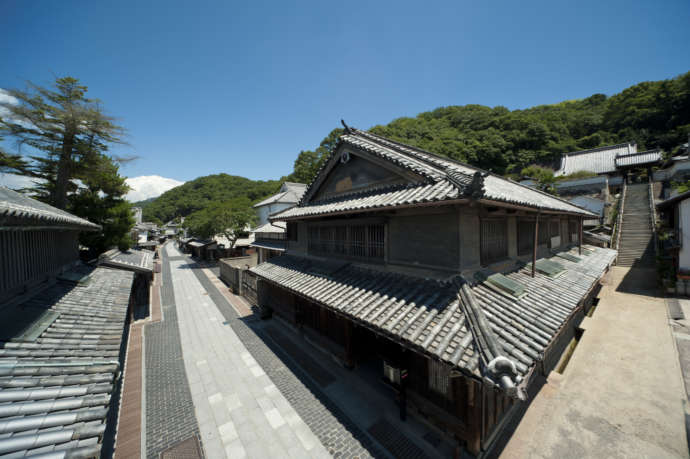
167, 243, 331, 458
499, 267, 689, 458
144, 247, 202, 458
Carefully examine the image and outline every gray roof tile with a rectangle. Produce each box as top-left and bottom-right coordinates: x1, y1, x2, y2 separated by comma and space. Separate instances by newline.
0, 267, 133, 457
0, 187, 100, 230
275, 129, 595, 220
99, 248, 154, 273
250, 245, 616, 388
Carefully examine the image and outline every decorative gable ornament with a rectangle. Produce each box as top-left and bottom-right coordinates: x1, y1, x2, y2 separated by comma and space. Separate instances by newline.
340, 151, 351, 163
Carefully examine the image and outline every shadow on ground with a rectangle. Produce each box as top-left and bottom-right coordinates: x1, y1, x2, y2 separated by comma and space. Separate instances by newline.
182, 258, 393, 459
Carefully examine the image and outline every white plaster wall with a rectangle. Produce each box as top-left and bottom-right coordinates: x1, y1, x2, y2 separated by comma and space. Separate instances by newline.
256, 202, 296, 226
679, 200, 690, 271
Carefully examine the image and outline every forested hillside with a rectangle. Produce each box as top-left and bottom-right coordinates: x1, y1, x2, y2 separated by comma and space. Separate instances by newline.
143, 71, 689, 225
291, 71, 690, 183
142, 173, 281, 222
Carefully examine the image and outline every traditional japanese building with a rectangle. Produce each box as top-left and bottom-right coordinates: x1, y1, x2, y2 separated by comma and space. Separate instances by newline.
0, 186, 135, 457
253, 181, 306, 227
250, 221, 286, 263
249, 126, 616, 455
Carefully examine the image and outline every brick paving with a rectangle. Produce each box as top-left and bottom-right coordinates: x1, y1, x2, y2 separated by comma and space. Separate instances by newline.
144, 247, 203, 458
189, 257, 385, 458
114, 321, 144, 458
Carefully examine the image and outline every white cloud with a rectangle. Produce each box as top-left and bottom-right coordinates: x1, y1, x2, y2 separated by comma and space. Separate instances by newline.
0, 173, 40, 191
125, 175, 184, 202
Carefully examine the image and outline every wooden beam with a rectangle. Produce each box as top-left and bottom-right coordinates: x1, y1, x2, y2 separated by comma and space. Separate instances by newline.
532, 211, 540, 278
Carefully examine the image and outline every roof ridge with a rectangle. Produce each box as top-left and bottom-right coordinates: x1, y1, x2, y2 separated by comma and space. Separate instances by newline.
352, 128, 592, 212
616, 148, 661, 157
563, 141, 636, 157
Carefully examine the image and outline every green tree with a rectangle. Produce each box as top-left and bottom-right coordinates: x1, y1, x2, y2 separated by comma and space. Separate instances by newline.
70, 153, 134, 255
291, 128, 343, 184
0, 76, 126, 208
0, 77, 134, 255
521, 165, 556, 194
184, 198, 257, 247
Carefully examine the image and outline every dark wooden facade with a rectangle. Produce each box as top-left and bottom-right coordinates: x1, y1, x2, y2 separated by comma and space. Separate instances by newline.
249, 129, 602, 455
0, 229, 80, 303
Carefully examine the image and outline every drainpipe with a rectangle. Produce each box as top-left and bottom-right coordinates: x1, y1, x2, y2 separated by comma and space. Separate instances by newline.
579, 217, 583, 255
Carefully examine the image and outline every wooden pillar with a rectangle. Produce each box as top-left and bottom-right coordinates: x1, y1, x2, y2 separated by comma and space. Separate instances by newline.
344, 320, 354, 369
532, 211, 540, 278
578, 217, 583, 255
466, 379, 483, 455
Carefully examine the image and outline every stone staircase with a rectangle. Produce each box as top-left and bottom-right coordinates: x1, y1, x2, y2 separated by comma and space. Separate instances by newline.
617, 183, 655, 267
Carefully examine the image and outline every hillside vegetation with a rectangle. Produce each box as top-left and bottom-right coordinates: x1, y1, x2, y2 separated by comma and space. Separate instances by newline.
291, 71, 690, 183
142, 173, 280, 223
144, 71, 689, 225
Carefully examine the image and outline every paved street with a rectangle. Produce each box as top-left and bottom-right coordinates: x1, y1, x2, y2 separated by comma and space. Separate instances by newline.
165, 243, 330, 458
500, 267, 689, 459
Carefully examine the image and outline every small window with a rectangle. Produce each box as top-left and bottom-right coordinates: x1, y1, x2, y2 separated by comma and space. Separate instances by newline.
307, 223, 385, 260
481, 219, 508, 265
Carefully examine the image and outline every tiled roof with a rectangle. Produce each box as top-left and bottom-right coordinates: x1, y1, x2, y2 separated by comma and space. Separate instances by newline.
275, 129, 594, 220
188, 239, 215, 248
251, 245, 616, 390
250, 240, 286, 251
254, 183, 307, 208
554, 142, 636, 176
252, 221, 286, 234
656, 190, 690, 209
99, 248, 154, 273
0, 187, 100, 231
614, 149, 662, 168
0, 267, 134, 457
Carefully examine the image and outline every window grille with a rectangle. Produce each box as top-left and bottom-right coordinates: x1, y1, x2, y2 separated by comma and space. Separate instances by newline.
307, 223, 385, 260
428, 359, 451, 398
481, 219, 508, 265
517, 220, 534, 256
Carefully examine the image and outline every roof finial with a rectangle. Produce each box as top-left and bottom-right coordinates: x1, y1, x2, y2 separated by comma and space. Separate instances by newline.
340, 119, 351, 134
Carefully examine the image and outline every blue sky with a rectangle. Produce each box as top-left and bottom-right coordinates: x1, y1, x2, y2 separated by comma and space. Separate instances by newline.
1, 0, 689, 183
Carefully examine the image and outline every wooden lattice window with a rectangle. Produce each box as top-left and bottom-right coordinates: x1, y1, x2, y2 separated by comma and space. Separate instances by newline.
481, 219, 508, 265
307, 223, 385, 260
428, 359, 451, 398
517, 220, 534, 256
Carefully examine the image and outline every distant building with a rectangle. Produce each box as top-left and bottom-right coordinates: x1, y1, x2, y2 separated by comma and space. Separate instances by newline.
0, 186, 136, 457
554, 142, 662, 178
131, 206, 143, 224
253, 182, 306, 226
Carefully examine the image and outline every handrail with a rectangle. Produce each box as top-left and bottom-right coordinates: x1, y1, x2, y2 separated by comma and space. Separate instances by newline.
649, 177, 658, 255
613, 180, 627, 250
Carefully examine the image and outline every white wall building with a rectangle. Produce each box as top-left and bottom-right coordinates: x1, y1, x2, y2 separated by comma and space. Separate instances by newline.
253, 182, 306, 226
